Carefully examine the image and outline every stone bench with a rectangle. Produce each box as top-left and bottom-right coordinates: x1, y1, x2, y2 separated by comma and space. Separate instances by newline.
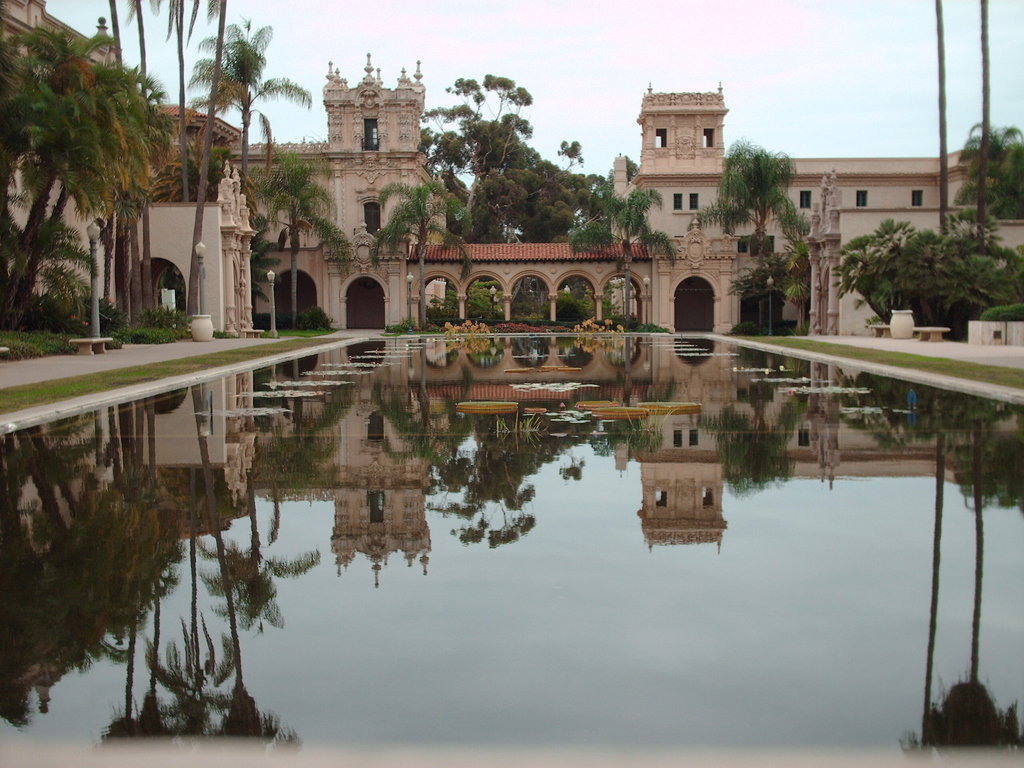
869, 323, 891, 338
914, 326, 951, 342
68, 337, 113, 355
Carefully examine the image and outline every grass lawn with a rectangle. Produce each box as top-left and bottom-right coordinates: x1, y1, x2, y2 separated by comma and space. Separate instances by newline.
0, 336, 336, 415
749, 337, 1024, 391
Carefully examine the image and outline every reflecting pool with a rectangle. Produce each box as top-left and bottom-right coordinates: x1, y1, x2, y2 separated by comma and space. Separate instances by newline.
1, 335, 1022, 752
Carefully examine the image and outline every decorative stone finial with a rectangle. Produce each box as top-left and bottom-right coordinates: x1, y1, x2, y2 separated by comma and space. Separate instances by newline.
647, 82, 653, 93
376, 67, 381, 84
414, 60, 423, 82
365, 53, 373, 77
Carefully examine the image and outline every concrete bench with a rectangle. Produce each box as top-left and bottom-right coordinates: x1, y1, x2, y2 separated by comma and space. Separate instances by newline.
68, 337, 113, 355
914, 326, 951, 342
240, 329, 264, 339
868, 323, 891, 338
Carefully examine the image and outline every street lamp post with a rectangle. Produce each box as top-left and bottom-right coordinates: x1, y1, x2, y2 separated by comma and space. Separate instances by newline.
643, 275, 651, 325
489, 284, 498, 320
195, 241, 206, 315
406, 272, 414, 330
267, 270, 278, 338
766, 275, 775, 336
86, 221, 101, 338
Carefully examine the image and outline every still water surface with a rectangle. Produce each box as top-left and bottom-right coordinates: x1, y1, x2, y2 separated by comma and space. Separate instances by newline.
2, 335, 1022, 750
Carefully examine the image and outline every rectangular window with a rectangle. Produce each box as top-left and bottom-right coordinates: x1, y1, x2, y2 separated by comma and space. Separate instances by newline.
673, 429, 683, 447
703, 128, 714, 148
368, 490, 385, 523
799, 190, 811, 209
856, 190, 868, 207
911, 189, 923, 207
689, 429, 699, 446
655, 490, 667, 507
737, 236, 749, 254
655, 128, 668, 148
363, 118, 379, 151
798, 428, 810, 447
673, 193, 683, 211
689, 193, 699, 210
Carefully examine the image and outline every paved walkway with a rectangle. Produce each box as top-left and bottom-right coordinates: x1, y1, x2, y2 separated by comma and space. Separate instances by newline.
2, 331, 1023, 430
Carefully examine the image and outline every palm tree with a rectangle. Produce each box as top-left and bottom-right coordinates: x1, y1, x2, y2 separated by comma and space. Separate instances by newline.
955, 125, 1024, 220
697, 139, 805, 261
190, 19, 311, 179
188, 0, 226, 316
569, 187, 675, 328
254, 150, 350, 326
163, 1, 201, 203
977, 0, 990, 250
373, 179, 469, 328
936, 0, 949, 229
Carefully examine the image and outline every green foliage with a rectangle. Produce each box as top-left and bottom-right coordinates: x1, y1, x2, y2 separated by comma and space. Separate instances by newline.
979, 303, 1024, 321
697, 140, 807, 259
955, 125, 1024, 219
555, 292, 589, 321
730, 321, 761, 336
296, 306, 332, 331
99, 299, 128, 336
421, 74, 593, 243
115, 327, 180, 344
384, 319, 416, 334
0, 331, 74, 359
836, 213, 1021, 337
137, 307, 191, 336
633, 323, 671, 333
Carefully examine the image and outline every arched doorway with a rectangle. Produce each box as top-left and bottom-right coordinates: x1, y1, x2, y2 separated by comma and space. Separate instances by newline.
275, 269, 318, 317
346, 277, 385, 328
151, 258, 185, 311
674, 277, 715, 331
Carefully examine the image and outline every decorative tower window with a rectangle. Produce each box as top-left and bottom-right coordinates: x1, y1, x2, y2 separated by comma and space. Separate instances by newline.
363, 201, 381, 233
655, 128, 668, 148
702, 128, 714, 148
363, 118, 379, 151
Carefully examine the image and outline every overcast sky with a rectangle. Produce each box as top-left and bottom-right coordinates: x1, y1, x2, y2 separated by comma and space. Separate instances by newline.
46, 0, 1024, 177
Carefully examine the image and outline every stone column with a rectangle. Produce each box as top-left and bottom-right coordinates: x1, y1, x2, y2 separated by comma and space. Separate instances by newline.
502, 296, 511, 322
548, 293, 557, 322
457, 293, 467, 321
809, 245, 821, 335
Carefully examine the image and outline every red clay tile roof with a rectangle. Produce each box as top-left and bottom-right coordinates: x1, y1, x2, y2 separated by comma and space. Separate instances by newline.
425, 243, 650, 263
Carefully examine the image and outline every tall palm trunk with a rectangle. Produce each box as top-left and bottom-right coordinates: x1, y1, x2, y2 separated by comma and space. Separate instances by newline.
176, 2, 189, 203
921, 432, 945, 745
107, 1, 123, 65
136, 3, 153, 308
290, 233, 299, 327
977, 0, 990, 251
936, 0, 949, 230
188, 0, 227, 316
417, 240, 426, 328
970, 425, 984, 683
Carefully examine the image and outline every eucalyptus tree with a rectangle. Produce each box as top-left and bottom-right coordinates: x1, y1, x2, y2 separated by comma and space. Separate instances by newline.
977, 0, 990, 250
569, 187, 675, 327
190, 19, 311, 179
254, 150, 350, 325
372, 179, 469, 328
936, 0, 949, 228
697, 139, 805, 260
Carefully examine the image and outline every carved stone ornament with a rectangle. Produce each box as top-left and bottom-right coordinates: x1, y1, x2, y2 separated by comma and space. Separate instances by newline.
682, 227, 706, 267
360, 87, 380, 111
357, 155, 392, 184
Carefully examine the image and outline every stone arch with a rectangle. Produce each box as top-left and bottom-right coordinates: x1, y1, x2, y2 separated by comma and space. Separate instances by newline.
422, 273, 457, 323
345, 275, 385, 328
674, 276, 715, 332
151, 257, 185, 311
508, 271, 551, 321
599, 274, 643, 322
554, 273, 597, 322
465, 274, 505, 321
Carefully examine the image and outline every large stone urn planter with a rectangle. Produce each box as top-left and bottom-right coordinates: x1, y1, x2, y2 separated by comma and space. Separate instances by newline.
190, 314, 214, 342
890, 310, 915, 339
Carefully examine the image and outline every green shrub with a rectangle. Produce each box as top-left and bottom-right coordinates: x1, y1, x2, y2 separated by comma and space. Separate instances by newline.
634, 323, 671, 333
99, 299, 128, 336
730, 321, 761, 336
137, 307, 191, 337
0, 331, 75, 359
115, 327, 180, 344
385, 319, 416, 334
21, 294, 90, 336
297, 306, 332, 331
979, 303, 1024, 321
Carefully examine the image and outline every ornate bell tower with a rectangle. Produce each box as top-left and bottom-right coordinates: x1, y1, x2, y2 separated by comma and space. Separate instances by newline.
321, 55, 430, 327
636, 85, 728, 176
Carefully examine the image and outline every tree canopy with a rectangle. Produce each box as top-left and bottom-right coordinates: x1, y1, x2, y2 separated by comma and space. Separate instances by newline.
421, 74, 596, 244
